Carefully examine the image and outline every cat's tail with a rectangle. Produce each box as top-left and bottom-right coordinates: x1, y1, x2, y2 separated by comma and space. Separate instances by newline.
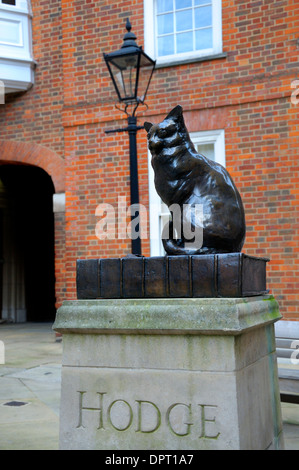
162, 221, 230, 255
162, 237, 192, 255
162, 221, 205, 255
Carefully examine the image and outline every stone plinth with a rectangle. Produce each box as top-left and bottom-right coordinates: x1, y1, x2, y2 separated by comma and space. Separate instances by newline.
53, 295, 284, 450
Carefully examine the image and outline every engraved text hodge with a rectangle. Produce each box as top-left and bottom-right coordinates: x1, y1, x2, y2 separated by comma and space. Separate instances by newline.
76, 391, 220, 439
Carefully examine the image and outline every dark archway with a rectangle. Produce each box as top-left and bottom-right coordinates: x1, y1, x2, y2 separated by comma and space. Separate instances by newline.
0, 164, 56, 322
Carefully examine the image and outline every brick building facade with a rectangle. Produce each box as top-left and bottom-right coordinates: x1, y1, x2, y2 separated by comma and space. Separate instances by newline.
0, 0, 298, 322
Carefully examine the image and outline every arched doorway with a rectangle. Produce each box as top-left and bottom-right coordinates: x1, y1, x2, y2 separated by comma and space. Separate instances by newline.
0, 164, 56, 322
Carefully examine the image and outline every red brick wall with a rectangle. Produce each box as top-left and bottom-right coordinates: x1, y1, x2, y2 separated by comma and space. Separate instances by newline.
0, 0, 298, 319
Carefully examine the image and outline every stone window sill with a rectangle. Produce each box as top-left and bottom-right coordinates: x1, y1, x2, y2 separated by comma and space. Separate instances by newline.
155, 52, 227, 69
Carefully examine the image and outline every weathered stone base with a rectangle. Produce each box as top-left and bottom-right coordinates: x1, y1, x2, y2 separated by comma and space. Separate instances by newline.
53, 295, 284, 450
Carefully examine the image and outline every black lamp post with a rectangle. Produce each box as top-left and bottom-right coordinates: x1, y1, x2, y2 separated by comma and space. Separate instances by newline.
104, 19, 156, 255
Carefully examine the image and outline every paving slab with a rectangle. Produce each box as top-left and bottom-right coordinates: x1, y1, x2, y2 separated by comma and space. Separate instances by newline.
0, 377, 35, 400
0, 323, 61, 450
0, 419, 59, 450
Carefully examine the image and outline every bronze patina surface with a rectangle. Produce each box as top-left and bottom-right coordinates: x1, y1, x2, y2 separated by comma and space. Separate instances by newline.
144, 105, 246, 255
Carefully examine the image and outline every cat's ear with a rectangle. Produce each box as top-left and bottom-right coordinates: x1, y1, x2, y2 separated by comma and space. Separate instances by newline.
144, 121, 153, 133
165, 105, 183, 122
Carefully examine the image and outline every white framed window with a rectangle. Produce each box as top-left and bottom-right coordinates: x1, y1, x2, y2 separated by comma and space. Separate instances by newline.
148, 129, 225, 256
144, 0, 222, 67
0, 0, 34, 94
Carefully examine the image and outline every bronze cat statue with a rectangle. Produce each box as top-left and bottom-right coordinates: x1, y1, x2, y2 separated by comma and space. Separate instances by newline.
144, 105, 246, 255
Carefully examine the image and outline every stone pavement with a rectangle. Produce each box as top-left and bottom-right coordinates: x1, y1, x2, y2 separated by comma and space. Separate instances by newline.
0, 322, 62, 450
0, 322, 298, 451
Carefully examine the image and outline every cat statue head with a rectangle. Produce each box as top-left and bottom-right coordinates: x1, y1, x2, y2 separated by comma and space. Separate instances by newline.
144, 105, 194, 159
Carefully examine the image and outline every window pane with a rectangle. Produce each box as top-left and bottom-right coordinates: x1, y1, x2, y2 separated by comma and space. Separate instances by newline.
157, 0, 173, 14
158, 35, 174, 55
194, 0, 211, 5
176, 9, 192, 32
195, 27, 212, 49
175, 0, 192, 9
176, 31, 193, 53
157, 13, 174, 34
110, 62, 137, 100
196, 143, 215, 161
195, 5, 212, 28
155, 0, 216, 58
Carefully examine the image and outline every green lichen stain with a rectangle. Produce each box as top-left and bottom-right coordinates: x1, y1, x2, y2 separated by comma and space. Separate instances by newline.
262, 296, 281, 319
